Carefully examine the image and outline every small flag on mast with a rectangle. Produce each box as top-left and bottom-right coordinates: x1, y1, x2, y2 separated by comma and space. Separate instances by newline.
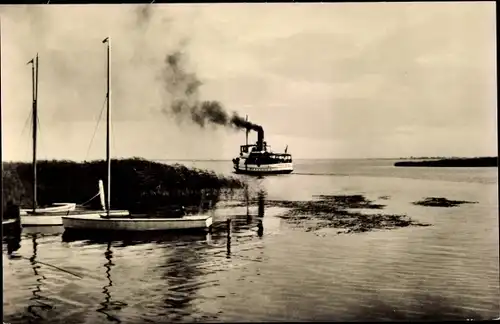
102, 37, 109, 44
26, 58, 34, 65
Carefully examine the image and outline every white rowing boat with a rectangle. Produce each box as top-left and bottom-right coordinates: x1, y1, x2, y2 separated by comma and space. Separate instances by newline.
21, 179, 106, 226
21, 204, 110, 227
62, 214, 212, 232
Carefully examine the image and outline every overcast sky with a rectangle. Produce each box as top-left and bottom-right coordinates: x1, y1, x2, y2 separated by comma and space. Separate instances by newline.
0, 2, 496, 161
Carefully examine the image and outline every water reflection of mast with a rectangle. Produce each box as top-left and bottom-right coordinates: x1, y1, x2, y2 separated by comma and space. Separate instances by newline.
27, 234, 54, 320
245, 184, 250, 224
257, 190, 265, 238
226, 218, 231, 258
96, 242, 127, 323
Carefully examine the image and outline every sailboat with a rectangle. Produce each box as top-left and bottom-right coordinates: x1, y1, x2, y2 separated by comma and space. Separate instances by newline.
19, 54, 77, 225
62, 37, 212, 232
19, 56, 120, 226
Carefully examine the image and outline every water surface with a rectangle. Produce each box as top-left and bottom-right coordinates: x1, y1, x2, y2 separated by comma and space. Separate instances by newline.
3, 159, 499, 322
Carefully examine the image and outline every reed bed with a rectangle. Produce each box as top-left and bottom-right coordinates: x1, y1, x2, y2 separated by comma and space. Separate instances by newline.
2, 157, 244, 214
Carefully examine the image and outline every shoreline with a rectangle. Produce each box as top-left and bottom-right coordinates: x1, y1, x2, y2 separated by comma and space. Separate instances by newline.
394, 157, 497, 168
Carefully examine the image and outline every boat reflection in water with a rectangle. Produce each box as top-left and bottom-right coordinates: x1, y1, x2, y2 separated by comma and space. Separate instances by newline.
61, 228, 212, 246
60, 229, 213, 322
226, 188, 267, 258
242, 186, 266, 237
5, 227, 76, 323
245, 184, 251, 225
56, 188, 268, 322
226, 218, 232, 259
4, 219, 22, 258
27, 234, 54, 320
96, 242, 128, 323
257, 190, 265, 238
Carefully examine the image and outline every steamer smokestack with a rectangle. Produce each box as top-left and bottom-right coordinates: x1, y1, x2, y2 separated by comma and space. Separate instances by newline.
256, 126, 264, 151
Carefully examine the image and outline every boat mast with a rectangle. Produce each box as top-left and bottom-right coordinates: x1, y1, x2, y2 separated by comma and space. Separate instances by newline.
27, 55, 38, 212
34, 54, 39, 212
103, 37, 110, 216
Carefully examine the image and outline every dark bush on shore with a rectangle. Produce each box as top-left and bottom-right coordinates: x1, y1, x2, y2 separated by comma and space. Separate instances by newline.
2, 158, 244, 213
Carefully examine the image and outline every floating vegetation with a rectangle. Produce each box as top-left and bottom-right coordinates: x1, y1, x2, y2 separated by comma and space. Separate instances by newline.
412, 197, 478, 208
266, 194, 429, 234
312, 194, 386, 209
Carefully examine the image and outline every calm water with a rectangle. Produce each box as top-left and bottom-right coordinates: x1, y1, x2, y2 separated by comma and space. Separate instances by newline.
3, 159, 499, 323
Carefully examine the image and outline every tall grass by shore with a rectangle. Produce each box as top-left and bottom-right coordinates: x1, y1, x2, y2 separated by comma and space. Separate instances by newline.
2, 158, 244, 214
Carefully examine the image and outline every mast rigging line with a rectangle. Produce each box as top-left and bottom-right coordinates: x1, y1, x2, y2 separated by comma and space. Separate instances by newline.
78, 190, 101, 207
15, 96, 107, 206
85, 95, 107, 161
15, 110, 33, 154
20, 110, 32, 138
35, 112, 46, 160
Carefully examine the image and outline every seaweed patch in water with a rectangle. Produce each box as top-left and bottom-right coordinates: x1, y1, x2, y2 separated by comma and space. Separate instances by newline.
412, 197, 478, 208
267, 195, 429, 235
312, 194, 386, 209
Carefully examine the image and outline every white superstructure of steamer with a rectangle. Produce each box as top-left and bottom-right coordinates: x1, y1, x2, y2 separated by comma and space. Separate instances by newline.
232, 125, 293, 175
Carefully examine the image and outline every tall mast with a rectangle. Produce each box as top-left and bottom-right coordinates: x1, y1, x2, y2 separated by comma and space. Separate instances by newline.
27, 55, 38, 212
34, 54, 39, 211
103, 37, 110, 216
35, 54, 39, 104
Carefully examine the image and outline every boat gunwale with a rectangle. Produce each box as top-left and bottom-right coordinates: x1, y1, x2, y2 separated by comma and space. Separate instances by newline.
21, 209, 107, 216
2, 219, 17, 225
62, 215, 212, 222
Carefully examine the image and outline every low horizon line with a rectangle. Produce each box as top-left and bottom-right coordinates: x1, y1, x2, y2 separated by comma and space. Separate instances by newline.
1, 155, 497, 163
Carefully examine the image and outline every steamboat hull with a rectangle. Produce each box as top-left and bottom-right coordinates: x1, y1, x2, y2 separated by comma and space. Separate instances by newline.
233, 163, 293, 175
234, 168, 293, 175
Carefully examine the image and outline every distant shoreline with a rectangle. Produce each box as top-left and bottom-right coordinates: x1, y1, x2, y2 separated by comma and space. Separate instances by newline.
3, 156, 497, 164
394, 157, 498, 168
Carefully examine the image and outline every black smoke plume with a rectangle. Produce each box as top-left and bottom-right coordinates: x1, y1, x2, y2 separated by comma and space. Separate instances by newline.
135, 4, 153, 28
161, 50, 262, 133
